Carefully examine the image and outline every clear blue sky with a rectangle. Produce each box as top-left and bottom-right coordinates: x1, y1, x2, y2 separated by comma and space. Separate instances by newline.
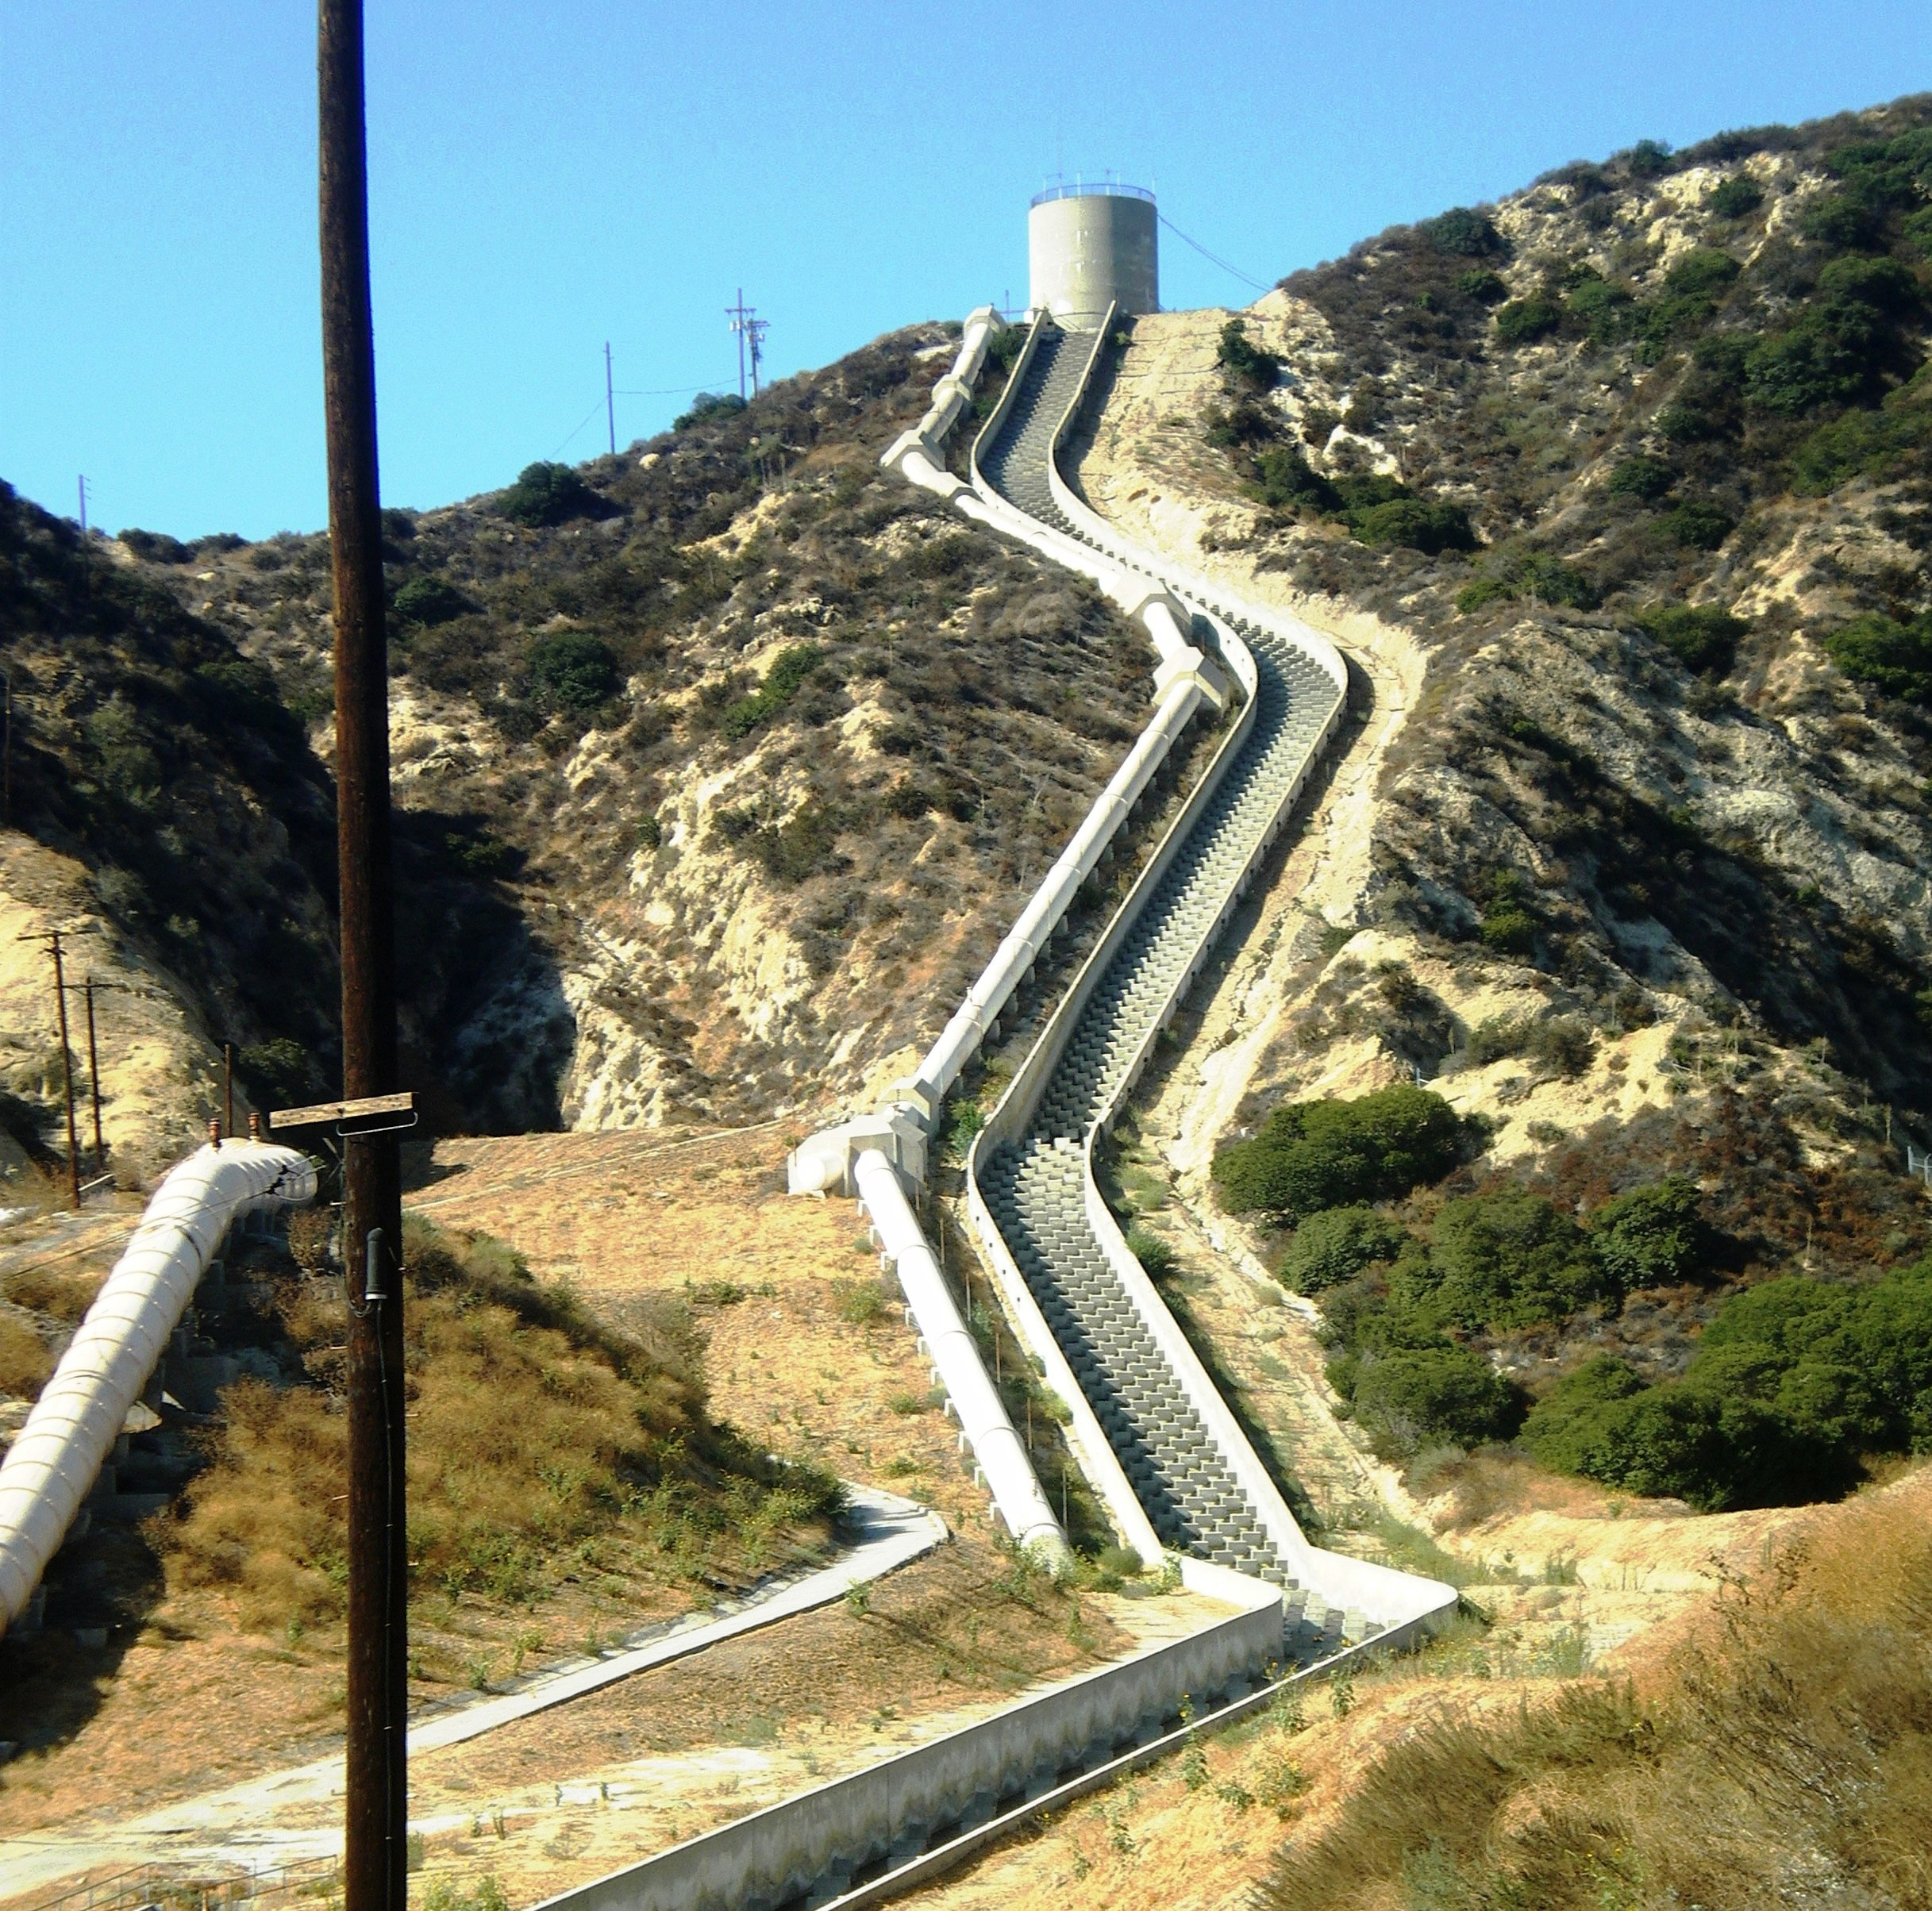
4, 2, 1928, 540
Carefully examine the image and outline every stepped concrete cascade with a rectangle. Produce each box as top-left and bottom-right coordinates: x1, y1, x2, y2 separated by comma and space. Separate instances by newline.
974, 325, 1089, 537
964, 312, 1441, 1659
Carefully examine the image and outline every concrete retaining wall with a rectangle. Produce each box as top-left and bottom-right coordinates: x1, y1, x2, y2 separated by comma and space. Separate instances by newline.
529, 1574, 1282, 1911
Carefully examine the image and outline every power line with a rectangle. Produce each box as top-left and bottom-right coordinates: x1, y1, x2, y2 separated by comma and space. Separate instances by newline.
613, 380, 736, 395
1158, 213, 1274, 294
550, 376, 743, 462
548, 396, 609, 459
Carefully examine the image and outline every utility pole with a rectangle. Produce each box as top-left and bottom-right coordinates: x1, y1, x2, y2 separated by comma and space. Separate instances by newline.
47, 932, 79, 1209
4, 665, 13, 826
76, 477, 89, 534
318, 8, 408, 1911
83, 977, 105, 1171
604, 342, 616, 457
746, 312, 769, 397
727, 288, 755, 402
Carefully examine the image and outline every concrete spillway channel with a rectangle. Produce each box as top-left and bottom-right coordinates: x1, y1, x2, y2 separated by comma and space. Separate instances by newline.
968, 316, 1364, 1655
549, 313, 1451, 1911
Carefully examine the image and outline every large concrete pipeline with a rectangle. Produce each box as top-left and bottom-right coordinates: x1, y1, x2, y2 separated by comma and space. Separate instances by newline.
851, 1148, 1066, 1565
0, 1139, 318, 1636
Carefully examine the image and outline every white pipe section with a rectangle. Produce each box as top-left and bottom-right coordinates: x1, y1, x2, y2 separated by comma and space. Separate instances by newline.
852, 1148, 1068, 1567
0, 1139, 318, 1636
908, 675, 1200, 1114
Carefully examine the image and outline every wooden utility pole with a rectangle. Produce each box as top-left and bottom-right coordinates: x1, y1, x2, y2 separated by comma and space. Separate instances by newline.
48, 932, 79, 1209
604, 342, 616, 457
83, 976, 104, 1170
318, 7, 408, 1911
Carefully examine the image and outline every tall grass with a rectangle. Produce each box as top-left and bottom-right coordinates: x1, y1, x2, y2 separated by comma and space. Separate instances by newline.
1257, 1469, 1932, 1910
156, 1216, 844, 1632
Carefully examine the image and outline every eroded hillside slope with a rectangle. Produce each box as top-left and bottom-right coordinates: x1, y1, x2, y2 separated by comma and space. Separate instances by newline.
21, 323, 1203, 1144
1074, 96, 1932, 1223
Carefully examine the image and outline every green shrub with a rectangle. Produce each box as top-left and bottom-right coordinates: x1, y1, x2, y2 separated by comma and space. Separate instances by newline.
1788, 370, 1932, 493
1564, 275, 1638, 344
526, 630, 621, 716
1422, 209, 1503, 258
1588, 1176, 1712, 1290
1456, 551, 1599, 615
1520, 1354, 1648, 1471
86, 695, 163, 802
1352, 1345, 1523, 1453
1607, 456, 1676, 503
745, 802, 841, 884
1347, 497, 1477, 556
1126, 1225, 1177, 1280
1495, 298, 1561, 345
119, 528, 193, 564
1823, 612, 1932, 705
1278, 1205, 1410, 1294
1217, 318, 1281, 390
1522, 1017, 1595, 1079
833, 1278, 887, 1325
1526, 1255, 1932, 1508
1662, 246, 1742, 302
1623, 138, 1672, 180
1246, 448, 1474, 554
1743, 259, 1921, 417
1657, 500, 1736, 549
1634, 603, 1746, 675
1799, 193, 1883, 249
1464, 1015, 1527, 1067
498, 461, 603, 528
1478, 905, 1537, 956
394, 575, 472, 627
675, 392, 748, 431
1424, 1192, 1609, 1330
1455, 268, 1507, 304
721, 643, 823, 740
236, 1037, 315, 1109
444, 829, 509, 877
1707, 175, 1765, 218
1251, 446, 1339, 513
1211, 1086, 1465, 1223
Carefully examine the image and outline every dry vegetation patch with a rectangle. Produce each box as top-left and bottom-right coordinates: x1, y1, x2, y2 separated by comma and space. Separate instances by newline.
409, 1129, 1079, 1543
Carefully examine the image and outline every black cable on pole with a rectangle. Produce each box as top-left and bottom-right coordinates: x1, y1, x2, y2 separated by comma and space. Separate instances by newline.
1158, 213, 1275, 294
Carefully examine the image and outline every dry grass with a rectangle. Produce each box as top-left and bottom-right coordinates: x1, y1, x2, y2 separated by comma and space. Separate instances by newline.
0, 1127, 1183, 1859
2, 1258, 108, 1324
0, 1312, 51, 1396
408, 1129, 1086, 1545
156, 1216, 841, 1634
1256, 1465, 1932, 1911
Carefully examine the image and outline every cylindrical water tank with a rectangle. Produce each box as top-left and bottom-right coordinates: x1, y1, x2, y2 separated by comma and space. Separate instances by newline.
1028, 184, 1158, 326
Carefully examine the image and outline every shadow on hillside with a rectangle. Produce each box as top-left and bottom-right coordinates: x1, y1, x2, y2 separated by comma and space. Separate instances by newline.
394, 806, 573, 1137
0, 1497, 169, 1775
